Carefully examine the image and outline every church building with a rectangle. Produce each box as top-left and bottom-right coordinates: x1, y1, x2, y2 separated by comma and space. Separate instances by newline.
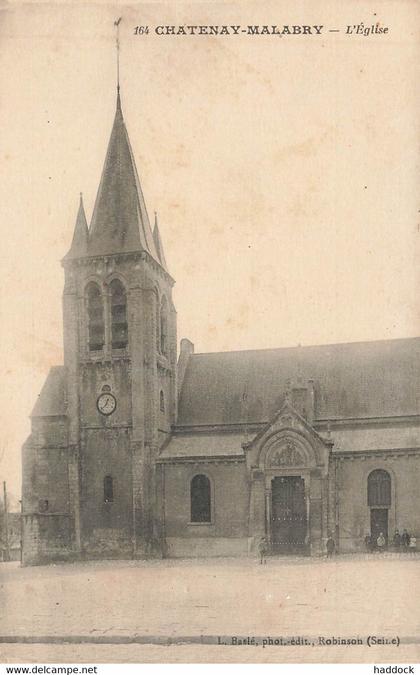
21, 89, 420, 565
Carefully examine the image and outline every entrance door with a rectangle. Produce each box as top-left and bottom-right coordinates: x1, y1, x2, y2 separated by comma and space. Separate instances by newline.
271, 476, 307, 554
370, 508, 388, 547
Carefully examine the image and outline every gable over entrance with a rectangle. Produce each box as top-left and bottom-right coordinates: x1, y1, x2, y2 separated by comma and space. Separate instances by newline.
244, 400, 331, 474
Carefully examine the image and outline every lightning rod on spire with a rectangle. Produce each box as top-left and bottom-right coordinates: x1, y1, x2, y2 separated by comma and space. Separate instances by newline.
114, 17, 122, 93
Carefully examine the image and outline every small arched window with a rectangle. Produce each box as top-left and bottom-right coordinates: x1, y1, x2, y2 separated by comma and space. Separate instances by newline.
368, 469, 391, 507
104, 475, 114, 503
160, 390, 165, 412
38, 499, 49, 513
160, 296, 168, 355
87, 282, 105, 351
110, 279, 128, 349
190, 474, 211, 523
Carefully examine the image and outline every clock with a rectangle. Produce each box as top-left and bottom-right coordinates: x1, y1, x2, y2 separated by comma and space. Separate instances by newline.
97, 392, 117, 416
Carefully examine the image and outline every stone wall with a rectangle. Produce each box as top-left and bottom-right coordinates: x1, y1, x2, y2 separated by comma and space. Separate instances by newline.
21, 422, 77, 565
80, 427, 133, 556
335, 451, 420, 552
162, 460, 249, 557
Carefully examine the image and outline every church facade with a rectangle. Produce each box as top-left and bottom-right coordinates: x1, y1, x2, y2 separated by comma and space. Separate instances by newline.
21, 92, 420, 565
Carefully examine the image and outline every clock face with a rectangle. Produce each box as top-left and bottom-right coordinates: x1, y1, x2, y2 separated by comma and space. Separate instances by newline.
97, 392, 117, 416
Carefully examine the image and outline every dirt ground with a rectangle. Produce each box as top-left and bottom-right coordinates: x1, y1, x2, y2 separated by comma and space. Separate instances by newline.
1, 553, 419, 663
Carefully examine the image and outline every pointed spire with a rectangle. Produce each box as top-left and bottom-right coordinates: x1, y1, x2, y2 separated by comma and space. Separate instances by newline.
65, 193, 88, 259
87, 92, 160, 261
153, 212, 169, 271
66, 21, 167, 271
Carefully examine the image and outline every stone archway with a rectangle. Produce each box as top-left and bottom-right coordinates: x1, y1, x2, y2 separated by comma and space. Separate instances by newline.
245, 402, 332, 557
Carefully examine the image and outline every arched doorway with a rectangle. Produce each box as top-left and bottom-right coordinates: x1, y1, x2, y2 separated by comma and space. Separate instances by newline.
368, 469, 391, 546
265, 439, 311, 554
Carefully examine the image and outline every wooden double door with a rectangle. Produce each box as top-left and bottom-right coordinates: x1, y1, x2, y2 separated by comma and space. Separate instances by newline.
271, 476, 308, 554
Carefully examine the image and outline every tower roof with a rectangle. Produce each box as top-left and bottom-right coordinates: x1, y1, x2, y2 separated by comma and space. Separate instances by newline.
153, 212, 169, 272
64, 193, 88, 259
88, 92, 159, 260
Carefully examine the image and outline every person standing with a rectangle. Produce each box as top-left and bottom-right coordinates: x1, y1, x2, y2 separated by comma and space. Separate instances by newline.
326, 534, 335, 558
258, 536, 269, 564
376, 532, 386, 551
393, 529, 401, 551
401, 529, 410, 551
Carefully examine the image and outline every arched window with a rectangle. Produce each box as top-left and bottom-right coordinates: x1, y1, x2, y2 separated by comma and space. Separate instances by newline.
190, 474, 211, 523
110, 279, 128, 349
155, 289, 161, 353
160, 390, 165, 412
87, 282, 105, 351
368, 469, 391, 507
160, 296, 168, 355
104, 475, 114, 503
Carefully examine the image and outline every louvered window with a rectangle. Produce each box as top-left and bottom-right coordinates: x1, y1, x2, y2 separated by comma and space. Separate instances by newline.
87, 282, 104, 351
110, 279, 128, 349
160, 296, 168, 355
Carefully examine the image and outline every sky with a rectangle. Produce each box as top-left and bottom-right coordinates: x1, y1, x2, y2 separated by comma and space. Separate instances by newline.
0, 0, 419, 499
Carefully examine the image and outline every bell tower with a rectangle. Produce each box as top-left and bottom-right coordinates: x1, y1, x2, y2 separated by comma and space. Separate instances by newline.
62, 90, 176, 558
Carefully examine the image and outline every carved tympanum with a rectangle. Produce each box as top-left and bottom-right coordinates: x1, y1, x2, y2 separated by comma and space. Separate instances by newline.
269, 441, 304, 467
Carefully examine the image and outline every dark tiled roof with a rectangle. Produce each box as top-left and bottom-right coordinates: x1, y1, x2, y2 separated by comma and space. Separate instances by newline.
159, 432, 246, 460
88, 93, 159, 261
177, 338, 420, 426
31, 366, 66, 417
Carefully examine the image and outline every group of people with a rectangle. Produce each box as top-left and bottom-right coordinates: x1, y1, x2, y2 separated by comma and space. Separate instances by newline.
257, 528, 417, 561
365, 529, 417, 552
